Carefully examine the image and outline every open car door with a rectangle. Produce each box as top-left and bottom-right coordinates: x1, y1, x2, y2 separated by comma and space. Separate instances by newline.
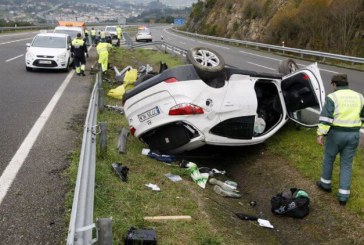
280, 63, 325, 127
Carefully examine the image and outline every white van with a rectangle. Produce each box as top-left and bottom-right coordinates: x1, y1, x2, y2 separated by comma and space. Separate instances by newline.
54, 26, 84, 40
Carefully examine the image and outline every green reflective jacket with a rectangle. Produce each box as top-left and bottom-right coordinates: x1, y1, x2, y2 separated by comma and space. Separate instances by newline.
317, 86, 364, 136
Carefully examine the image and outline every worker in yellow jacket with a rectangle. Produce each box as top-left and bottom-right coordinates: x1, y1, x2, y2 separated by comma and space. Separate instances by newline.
116, 25, 123, 46
96, 38, 113, 73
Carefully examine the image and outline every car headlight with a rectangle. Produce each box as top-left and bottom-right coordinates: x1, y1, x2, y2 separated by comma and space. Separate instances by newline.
57, 52, 67, 60
26, 51, 35, 59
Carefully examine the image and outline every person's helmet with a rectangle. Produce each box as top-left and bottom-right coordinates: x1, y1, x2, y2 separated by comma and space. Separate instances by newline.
77, 33, 81, 38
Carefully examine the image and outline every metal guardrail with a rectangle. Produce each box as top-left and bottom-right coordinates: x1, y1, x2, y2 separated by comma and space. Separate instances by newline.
171, 29, 364, 65
161, 41, 187, 57
0, 25, 53, 32
67, 71, 100, 245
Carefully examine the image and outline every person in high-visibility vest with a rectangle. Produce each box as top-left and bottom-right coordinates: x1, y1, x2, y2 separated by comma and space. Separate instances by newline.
316, 74, 364, 206
91, 27, 97, 46
116, 25, 123, 46
71, 33, 88, 76
100, 30, 106, 39
96, 38, 112, 73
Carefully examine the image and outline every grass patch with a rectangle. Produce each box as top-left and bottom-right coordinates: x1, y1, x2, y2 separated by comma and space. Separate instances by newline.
266, 121, 364, 217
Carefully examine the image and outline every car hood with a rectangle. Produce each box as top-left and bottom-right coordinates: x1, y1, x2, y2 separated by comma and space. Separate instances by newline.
28, 47, 67, 56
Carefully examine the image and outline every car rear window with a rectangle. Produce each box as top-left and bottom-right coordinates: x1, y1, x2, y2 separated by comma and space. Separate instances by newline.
32, 36, 66, 48
138, 30, 151, 34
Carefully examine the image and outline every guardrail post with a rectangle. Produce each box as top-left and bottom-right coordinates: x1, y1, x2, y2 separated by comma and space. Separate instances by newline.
98, 87, 104, 113
97, 218, 113, 245
99, 122, 107, 157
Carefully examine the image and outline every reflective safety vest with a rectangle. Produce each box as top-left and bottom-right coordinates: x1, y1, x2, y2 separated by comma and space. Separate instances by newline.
318, 88, 364, 136
96, 42, 112, 54
71, 38, 86, 57
91, 29, 96, 36
117, 26, 122, 34
72, 38, 84, 47
329, 90, 363, 127
100, 31, 106, 39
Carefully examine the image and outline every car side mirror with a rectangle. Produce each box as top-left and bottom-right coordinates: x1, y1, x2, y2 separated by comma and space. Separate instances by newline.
26, 43, 30, 47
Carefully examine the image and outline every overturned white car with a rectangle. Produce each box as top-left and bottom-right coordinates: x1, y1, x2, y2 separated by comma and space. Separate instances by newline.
123, 47, 325, 154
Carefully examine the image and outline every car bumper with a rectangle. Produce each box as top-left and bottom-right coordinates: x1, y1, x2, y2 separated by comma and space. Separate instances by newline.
25, 58, 68, 69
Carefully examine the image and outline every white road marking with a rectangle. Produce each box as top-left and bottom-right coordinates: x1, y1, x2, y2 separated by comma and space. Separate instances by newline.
0, 70, 75, 205
5, 54, 23, 62
317, 68, 338, 74
247, 62, 275, 71
0, 32, 37, 38
180, 42, 186, 45
0, 37, 33, 46
240, 51, 338, 73
197, 41, 230, 50
240, 50, 282, 61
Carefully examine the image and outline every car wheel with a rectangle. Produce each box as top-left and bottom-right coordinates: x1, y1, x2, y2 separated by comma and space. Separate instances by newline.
26, 66, 32, 72
278, 59, 299, 75
187, 47, 225, 80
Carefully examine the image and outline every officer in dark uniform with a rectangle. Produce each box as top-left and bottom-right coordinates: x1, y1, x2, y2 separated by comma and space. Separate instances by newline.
71, 33, 88, 76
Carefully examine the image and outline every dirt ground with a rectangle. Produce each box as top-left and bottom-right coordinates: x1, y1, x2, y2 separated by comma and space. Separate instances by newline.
184, 144, 364, 245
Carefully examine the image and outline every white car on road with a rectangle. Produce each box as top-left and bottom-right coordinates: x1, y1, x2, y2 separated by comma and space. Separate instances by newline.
135, 29, 152, 42
25, 33, 73, 72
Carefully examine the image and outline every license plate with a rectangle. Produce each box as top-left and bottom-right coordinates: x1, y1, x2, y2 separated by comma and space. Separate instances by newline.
39, 60, 52, 64
138, 106, 160, 122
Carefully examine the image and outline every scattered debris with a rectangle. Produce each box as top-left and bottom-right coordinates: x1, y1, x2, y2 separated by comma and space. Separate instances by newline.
143, 149, 176, 163
249, 201, 257, 207
111, 162, 129, 182
209, 178, 239, 192
165, 173, 183, 182
145, 183, 160, 191
104, 104, 124, 114
235, 213, 258, 221
186, 162, 209, 189
144, 216, 192, 221
198, 167, 226, 177
213, 185, 242, 198
125, 227, 157, 245
257, 219, 274, 229
224, 180, 238, 188
117, 127, 129, 153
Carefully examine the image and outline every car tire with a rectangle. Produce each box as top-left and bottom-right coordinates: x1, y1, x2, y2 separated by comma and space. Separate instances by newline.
187, 47, 225, 80
26, 66, 32, 72
278, 59, 299, 75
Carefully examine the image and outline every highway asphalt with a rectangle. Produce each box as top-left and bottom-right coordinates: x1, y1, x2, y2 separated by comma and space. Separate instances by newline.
0, 31, 92, 244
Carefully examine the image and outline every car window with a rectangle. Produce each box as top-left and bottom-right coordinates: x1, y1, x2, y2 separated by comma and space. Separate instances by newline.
32, 36, 66, 48
138, 30, 151, 34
